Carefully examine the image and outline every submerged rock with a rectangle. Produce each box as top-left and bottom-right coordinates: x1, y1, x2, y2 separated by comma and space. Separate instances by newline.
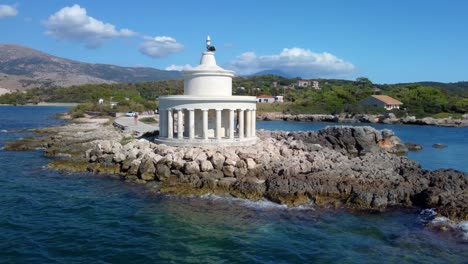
406, 142, 423, 151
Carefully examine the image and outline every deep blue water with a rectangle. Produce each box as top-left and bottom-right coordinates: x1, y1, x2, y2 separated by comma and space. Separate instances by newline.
257, 121, 468, 172
0, 106, 466, 263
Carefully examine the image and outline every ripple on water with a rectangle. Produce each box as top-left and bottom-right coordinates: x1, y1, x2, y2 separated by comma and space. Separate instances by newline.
0, 107, 467, 263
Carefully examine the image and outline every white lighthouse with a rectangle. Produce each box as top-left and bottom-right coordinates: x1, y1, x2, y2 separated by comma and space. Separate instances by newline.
156, 36, 257, 147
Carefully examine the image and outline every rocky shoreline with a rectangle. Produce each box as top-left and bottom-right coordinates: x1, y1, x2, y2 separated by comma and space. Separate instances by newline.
258, 112, 468, 127
5, 117, 467, 223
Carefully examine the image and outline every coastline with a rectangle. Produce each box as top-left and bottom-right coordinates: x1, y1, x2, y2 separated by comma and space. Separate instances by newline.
5, 115, 467, 227
257, 112, 468, 128
0, 102, 78, 107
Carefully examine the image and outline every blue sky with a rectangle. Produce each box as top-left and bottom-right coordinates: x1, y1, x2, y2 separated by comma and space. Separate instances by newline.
0, 0, 467, 83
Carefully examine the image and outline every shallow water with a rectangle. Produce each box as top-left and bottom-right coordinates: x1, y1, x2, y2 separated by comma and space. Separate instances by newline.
0, 106, 466, 263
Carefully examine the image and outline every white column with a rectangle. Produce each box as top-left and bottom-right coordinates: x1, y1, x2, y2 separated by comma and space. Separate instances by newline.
245, 109, 251, 138
159, 109, 166, 137
189, 109, 195, 139
251, 109, 256, 137
215, 109, 222, 139
229, 109, 234, 139
238, 109, 244, 139
167, 108, 173, 139
177, 109, 183, 139
202, 109, 208, 140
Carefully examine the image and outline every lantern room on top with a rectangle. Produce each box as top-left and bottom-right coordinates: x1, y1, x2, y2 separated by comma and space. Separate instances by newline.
182, 36, 234, 97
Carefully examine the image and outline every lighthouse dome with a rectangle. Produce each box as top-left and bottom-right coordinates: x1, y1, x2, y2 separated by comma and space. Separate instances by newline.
182, 36, 234, 97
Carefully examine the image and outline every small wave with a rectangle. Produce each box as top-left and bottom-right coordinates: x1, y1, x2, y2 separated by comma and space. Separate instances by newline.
199, 193, 286, 209
423, 210, 468, 241
198, 193, 316, 210
1, 129, 7, 133
455, 221, 468, 241
418, 208, 437, 224
239, 198, 289, 209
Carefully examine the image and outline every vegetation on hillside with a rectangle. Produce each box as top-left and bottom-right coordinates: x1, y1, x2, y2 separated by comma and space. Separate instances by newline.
0, 75, 466, 118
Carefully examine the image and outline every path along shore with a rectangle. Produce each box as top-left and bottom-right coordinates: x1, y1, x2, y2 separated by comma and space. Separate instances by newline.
5, 115, 467, 229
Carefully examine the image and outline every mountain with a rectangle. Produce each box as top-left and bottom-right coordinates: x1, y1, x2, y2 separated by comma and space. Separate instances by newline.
0, 44, 182, 91
249, 69, 295, 78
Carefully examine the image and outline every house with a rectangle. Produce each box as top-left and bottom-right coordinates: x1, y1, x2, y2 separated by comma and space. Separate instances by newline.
312, 80, 320, 90
296, 80, 310, 87
372, 87, 382, 94
275, 95, 284, 102
296, 80, 320, 90
361, 95, 403, 110
256, 94, 276, 103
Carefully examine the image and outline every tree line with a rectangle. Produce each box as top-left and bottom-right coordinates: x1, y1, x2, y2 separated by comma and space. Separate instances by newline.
0, 76, 466, 118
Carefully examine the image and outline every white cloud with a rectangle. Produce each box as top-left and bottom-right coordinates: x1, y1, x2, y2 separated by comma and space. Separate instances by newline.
139, 36, 183, 58
0, 5, 17, 18
165, 64, 193, 71
226, 48, 356, 78
44, 4, 136, 48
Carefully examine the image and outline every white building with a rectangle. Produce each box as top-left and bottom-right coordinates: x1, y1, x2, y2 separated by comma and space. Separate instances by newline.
257, 94, 276, 103
312, 80, 320, 90
296, 80, 310, 87
256, 95, 283, 103
296, 80, 320, 90
156, 36, 258, 146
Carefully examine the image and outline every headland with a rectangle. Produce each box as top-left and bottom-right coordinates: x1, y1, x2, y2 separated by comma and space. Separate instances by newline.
5, 115, 467, 225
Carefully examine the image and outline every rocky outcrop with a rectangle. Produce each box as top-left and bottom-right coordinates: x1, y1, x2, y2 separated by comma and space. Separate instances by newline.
7, 121, 467, 221
269, 126, 408, 156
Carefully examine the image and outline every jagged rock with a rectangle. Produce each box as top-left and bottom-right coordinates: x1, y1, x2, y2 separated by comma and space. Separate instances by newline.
156, 164, 171, 180
172, 158, 186, 170
113, 150, 126, 163
194, 152, 208, 164
139, 159, 156, 181
211, 152, 225, 169
224, 158, 237, 166
128, 159, 141, 175
223, 165, 235, 177
245, 158, 256, 169
200, 160, 214, 172
218, 177, 237, 189
224, 151, 240, 162
184, 161, 200, 174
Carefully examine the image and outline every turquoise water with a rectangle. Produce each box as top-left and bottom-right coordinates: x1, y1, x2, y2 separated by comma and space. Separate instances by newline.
0, 106, 466, 263
257, 121, 468, 172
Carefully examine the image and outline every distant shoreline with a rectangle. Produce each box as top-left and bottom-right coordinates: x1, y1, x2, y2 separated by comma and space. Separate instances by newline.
0, 102, 78, 107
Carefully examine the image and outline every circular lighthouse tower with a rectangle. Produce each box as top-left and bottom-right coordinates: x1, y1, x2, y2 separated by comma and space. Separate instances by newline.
156, 36, 257, 147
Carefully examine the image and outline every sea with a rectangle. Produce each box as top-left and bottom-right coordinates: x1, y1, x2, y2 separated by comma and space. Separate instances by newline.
0, 106, 466, 263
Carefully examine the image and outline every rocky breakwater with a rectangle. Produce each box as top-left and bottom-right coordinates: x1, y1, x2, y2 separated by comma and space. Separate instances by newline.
81, 125, 466, 221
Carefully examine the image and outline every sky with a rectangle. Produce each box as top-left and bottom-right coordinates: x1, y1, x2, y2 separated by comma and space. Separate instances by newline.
0, 0, 467, 84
